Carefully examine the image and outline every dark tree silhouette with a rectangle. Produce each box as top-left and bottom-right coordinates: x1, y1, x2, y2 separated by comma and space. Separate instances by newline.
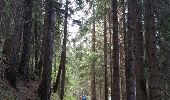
103, 3, 108, 100
112, 0, 120, 99
19, 0, 33, 79
144, 0, 162, 99
38, 0, 55, 99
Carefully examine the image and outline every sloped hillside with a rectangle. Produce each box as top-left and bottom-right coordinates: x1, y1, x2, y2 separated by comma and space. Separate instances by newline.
0, 60, 40, 100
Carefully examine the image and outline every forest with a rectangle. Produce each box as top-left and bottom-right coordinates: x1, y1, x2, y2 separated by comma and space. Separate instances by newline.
0, 0, 170, 100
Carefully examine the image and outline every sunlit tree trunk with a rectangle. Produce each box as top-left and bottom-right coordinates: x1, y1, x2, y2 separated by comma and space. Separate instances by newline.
121, 1, 127, 99
112, 0, 120, 99
53, 61, 62, 92
38, 0, 55, 99
124, 0, 130, 99
53, 17, 62, 92
144, 0, 162, 99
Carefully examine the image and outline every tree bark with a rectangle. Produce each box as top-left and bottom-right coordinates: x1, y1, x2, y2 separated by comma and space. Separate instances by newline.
53, 60, 62, 92
91, 1, 96, 100
121, 1, 127, 99
34, 12, 40, 75
8, 0, 23, 88
0, 0, 4, 55
126, 0, 136, 99
19, 0, 33, 79
59, 0, 69, 99
108, 7, 114, 100
144, 0, 162, 99
36, 0, 44, 77
112, 0, 120, 99
38, 0, 55, 99
104, 5, 108, 100
135, 0, 147, 100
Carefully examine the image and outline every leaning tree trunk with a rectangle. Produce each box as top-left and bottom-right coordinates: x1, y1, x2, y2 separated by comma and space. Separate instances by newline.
144, 0, 162, 99
112, 0, 120, 99
38, 0, 55, 99
19, 0, 33, 79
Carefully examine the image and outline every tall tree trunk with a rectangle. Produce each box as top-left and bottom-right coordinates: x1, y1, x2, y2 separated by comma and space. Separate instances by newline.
53, 54, 57, 77
144, 0, 162, 99
120, 41, 126, 100
34, 12, 40, 75
38, 0, 55, 99
53, 60, 62, 92
53, 27, 64, 92
126, 0, 136, 99
124, 0, 130, 99
19, 0, 33, 79
36, 0, 44, 77
60, 0, 69, 99
37, 18, 46, 78
121, 1, 127, 99
135, 0, 147, 100
0, 0, 4, 55
37, 54, 43, 77
30, 33, 34, 73
53, 18, 62, 92
104, 5, 108, 100
8, 0, 23, 88
91, 1, 96, 100
99, 80, 102, 100
112, 0, 120, 99
109, 7, 114, 100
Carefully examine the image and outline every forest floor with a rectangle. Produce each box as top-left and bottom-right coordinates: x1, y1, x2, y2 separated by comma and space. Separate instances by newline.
0, 60, 40, 100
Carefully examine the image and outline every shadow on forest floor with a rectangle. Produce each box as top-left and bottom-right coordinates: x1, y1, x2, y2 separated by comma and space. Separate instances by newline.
0, 62, 40, 100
